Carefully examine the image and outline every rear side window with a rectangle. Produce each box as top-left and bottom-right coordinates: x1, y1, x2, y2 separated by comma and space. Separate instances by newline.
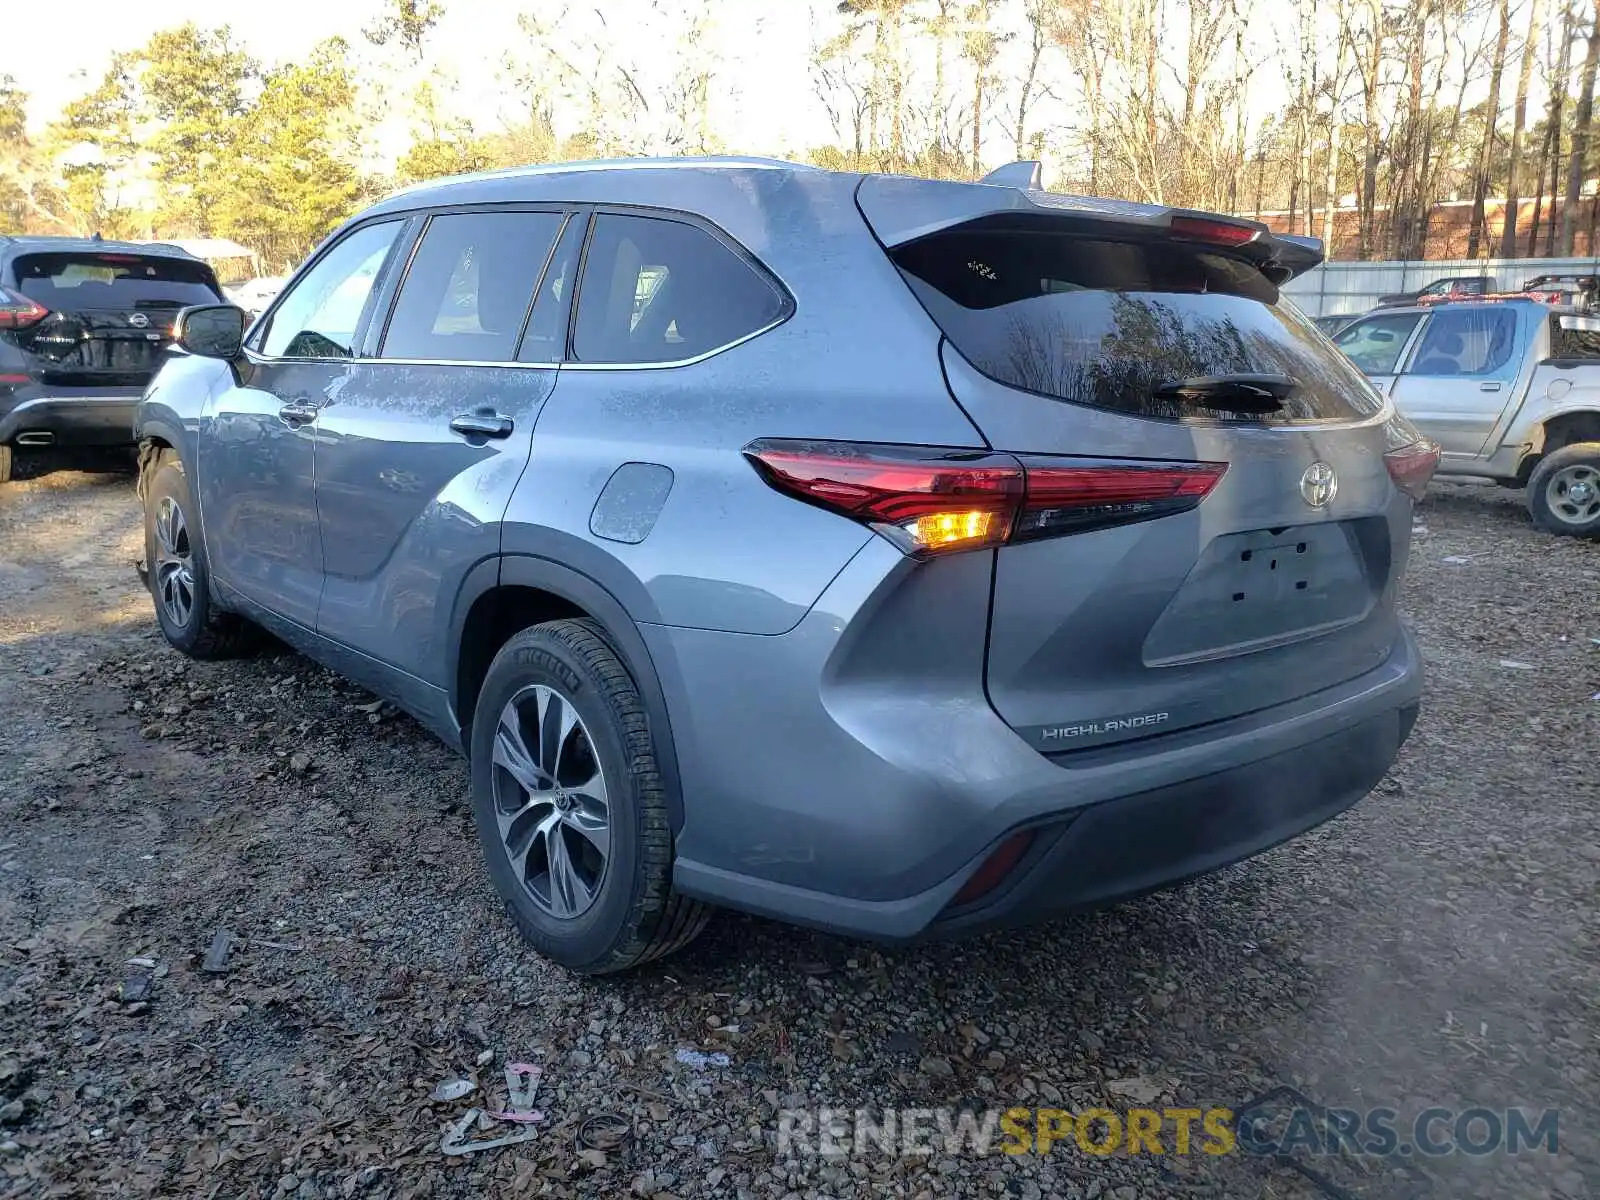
892, 224, 1386, 424
12, 252, 221, 309
1408, 308, 1517, 377
1335, 313, 1424, 375
381, 211, 565, 362
572, 214, 787, 364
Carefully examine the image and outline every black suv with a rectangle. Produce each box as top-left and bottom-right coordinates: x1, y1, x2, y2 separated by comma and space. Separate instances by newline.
0, 236, 225, 481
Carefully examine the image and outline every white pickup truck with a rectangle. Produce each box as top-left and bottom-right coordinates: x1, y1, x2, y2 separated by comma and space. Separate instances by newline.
1332, 297, 1600, 537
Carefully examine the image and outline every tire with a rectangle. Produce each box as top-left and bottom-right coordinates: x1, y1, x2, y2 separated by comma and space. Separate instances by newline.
470, 619, 710, 974
0, 444, 11, 484
1527, 442, 1600, 538
142, 452, 257, 658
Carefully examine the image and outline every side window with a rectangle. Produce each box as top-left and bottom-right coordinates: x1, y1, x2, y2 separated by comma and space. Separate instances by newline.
259, 221, 401, 359
380, 211, 564, 362
1334, 313, 1422, 375
571, 213, 787, 364
1408, 309, 1517, 377
518, 214, 585, 364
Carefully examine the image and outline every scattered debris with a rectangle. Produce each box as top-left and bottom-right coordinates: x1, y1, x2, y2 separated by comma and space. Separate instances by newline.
673, 1048, 730, 1070
248, 938, 304, 952
440, 1108, 538, 1156
489, 1063, 544, 1123
201, 929, 233, 974
119, 957, 156, 1004
1442, 555, 1471, 564
429, 1078, 477, 1103
1106, 1076, 1168, 1105
576, 1112, 632, 1157
1497, 660, 1536, 670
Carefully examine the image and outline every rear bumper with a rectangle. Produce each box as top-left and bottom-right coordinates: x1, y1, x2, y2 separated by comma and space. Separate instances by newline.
0, 390, 142, 447
657, 539, 1425, 941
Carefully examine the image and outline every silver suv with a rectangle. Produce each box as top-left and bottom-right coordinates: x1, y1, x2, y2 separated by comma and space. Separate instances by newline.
135, 157, 1433, 973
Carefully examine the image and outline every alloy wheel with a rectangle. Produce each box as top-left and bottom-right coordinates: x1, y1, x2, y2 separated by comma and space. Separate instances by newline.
490, 684, 611, 919
153, 496, 196, 628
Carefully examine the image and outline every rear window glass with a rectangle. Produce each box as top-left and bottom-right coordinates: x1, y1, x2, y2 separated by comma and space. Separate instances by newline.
892, 226, 1386, 424
1549, 314, 1600, 360
12, 252, 221, 309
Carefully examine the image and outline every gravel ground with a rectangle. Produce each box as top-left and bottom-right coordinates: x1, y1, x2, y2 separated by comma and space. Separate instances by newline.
0, 453, 1596, 1200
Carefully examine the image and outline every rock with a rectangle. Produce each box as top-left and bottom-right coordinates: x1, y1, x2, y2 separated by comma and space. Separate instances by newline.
278, 1176, 299, 1193
568, 1049, 593, 1068
919, 1055, 955, 1078
983, 1051, 1006, 1071
578, 1148, 608, 1169
1017, 1182, 1043, 1200
289, 751, 312, 774
631, 1171, 658, 1196
0, 1100, 23, 1124
1078, 1030, 1105, 1053
670, 1134, 696, 1147
705, 1167, 726, 1188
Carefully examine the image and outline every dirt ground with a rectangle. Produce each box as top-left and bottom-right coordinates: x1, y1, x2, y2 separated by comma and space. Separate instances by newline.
0, 451, 1596, 1200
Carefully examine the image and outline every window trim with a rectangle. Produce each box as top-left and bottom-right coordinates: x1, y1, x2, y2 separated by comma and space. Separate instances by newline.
369, 203, 575, 366
245, 216, 412, 364
562, 203, 795, 371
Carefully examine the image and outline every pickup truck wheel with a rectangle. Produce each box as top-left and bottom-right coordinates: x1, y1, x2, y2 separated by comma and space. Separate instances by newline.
1528, 442, 1600, 538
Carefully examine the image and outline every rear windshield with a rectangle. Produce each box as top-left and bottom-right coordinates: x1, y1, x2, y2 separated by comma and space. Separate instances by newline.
12, 252, 222, 309
891, 225, 1385, 424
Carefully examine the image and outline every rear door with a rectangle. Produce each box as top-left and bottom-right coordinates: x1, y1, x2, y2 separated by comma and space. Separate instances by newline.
7, 250, 222, 387
861, 196, 1416, 753
312, 206, 576, 688
1388, 305, 1521, 457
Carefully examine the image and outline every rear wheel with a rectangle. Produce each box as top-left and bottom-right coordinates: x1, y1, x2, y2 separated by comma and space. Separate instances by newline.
142, 453, 257, 657
1528, 442, 1600, 538
469, 619, 709, 974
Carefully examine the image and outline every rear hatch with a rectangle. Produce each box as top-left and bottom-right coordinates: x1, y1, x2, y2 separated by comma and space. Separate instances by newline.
7, 251, 222, 387
858, 178, 1421, 754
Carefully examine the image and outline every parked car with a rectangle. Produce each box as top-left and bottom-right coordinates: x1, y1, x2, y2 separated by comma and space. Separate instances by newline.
1375, 275, 1491, 308
1333, 296, 1600, 536
0, 236, 225, 482
135, 157, 1432, 973
1313, 312, 1361, 336
223, 275, 288, 318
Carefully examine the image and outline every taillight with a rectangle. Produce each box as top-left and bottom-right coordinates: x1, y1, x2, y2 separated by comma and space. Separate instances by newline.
1384, 439, 1441, 500
1169, 215, 1262, 248
744, 440, 1227, 555
0, 288, 48, 330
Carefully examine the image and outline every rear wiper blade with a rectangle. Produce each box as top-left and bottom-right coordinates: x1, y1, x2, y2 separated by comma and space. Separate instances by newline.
1152, 373, 1298, 414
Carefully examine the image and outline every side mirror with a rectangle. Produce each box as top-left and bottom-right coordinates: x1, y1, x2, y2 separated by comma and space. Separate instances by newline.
174, 304, 246, 359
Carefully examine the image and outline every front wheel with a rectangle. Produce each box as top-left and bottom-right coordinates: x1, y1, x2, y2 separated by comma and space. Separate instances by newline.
469, 619, 710, 974
142, 452, 257, 657
1527, 442, 1600, 538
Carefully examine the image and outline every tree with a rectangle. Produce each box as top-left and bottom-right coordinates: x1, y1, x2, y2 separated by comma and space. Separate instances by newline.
1502, 0, 1548, 256
1562, 9, 1600, 254
963, 0, 1003, 172
217, 38, 365, 266
1467, 0, 1512, 258
364, 0, 447, 59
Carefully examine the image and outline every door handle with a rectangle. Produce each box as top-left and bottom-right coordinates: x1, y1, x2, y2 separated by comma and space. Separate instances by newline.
449, 409, 514, 439
1480, 382, 1503, 392
278, 400, 318, 425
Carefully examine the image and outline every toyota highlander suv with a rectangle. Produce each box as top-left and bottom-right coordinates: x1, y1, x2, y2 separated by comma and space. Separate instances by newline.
133, 157, 1434, 973
0, 236, 225, 482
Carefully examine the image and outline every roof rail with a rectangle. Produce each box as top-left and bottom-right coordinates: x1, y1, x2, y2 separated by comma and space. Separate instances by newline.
979, 160, 1044, 190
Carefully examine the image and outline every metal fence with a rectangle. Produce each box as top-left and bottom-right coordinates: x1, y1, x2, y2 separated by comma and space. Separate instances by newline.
1282, 256, 1600, 317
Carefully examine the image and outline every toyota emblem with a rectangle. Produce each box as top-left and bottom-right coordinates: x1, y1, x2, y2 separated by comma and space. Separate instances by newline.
128, 312, 150, 328
1300, 461, 1338, 508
